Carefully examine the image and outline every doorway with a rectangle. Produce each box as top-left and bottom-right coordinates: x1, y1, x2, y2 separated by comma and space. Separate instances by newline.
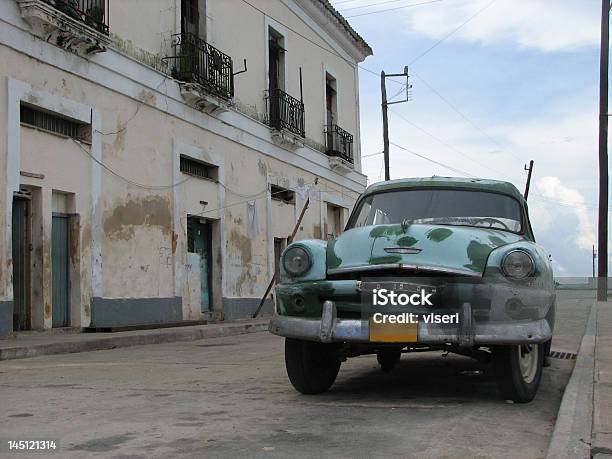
187, 217, 212, 313
12, 196, 30, 331
51, 213, 70, 327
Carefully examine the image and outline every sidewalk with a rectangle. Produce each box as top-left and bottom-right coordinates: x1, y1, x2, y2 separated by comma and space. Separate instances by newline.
546, 300, 612, 459
593, 302, 612, 457
0, 318, 269, 361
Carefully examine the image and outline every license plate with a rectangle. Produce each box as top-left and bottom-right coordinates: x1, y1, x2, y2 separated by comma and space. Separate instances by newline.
369, 319, 418, 343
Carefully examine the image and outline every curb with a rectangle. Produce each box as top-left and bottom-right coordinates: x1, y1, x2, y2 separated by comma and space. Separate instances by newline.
0, 320, 269, 361
545, 301, 596, 459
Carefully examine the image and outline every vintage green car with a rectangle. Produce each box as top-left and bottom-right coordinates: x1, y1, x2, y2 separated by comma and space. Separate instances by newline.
269, 177, 555, 403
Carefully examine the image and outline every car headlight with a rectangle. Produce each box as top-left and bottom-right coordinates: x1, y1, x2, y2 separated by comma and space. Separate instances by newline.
283, 246, 311, 277
502, 250, 534, 280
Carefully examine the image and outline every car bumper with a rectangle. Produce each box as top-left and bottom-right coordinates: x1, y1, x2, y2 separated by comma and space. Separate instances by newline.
269, 300, 552, 346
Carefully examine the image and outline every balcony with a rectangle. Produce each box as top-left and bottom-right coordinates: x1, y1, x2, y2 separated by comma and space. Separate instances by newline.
43, 0, 108, 34
266, 88, 305, 138
168, 33, 234, 112
16, 0, 111, 54
325, 124, 354, 173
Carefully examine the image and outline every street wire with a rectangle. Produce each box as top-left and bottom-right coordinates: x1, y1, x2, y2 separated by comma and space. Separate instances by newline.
408, 0, 499, 65
345, 0, 443, 18
389, 141, 477, 177
388, 107, 521, 182
411, 71, 527, 163
340, 0, 439, 12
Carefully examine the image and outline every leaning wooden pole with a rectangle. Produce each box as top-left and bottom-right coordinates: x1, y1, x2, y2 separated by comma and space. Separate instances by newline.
252, 197, 311, 318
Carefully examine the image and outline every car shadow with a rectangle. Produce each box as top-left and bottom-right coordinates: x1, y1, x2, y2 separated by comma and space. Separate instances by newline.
323, 352, 501, 404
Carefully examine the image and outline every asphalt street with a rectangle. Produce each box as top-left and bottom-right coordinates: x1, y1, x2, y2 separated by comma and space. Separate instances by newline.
0, 291, 594, 459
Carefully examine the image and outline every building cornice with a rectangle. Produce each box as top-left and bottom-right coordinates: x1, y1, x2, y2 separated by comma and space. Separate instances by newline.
296, 0, 373, 62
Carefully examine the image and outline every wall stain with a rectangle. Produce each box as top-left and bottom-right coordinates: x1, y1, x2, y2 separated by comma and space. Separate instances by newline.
104, 196, 172, 240
137, 89, 156, 106
44, 302, 51, 319
69, 218, 80, 266
229, 229, 256, 295
257, 159, 268, 176
112, 119, 127, 154
172, 232, 178, 255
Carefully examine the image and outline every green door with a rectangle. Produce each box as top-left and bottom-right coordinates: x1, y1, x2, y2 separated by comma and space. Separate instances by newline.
52, 214, 70, 327
12, 198, 30, 331
188, 218, 211, 313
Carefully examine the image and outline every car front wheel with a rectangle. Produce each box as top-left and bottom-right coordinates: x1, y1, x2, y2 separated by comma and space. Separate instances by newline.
493, 343, 543, 403
284, 338, 341, 394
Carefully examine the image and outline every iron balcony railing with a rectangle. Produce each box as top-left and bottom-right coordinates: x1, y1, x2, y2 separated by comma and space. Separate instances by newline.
266, 88, 305, 138
325, 124, 354, 164
42, 0, 109, 35
169, 33, 234, 100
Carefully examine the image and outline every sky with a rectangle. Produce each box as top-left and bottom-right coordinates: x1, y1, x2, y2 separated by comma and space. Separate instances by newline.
330, 0, 603, 277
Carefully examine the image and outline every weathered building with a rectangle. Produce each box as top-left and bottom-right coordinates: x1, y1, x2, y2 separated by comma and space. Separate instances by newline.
0, 0, 372, 335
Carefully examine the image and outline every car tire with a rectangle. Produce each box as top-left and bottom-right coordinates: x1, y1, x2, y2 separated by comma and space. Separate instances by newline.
284, 338, 341, 394
493, 343, 543, 403
377, 349, 401, 372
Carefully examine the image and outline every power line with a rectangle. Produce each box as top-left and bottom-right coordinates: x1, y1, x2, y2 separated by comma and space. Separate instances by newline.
340, 0, 436, 12
388, 107, 521, 181
389, 141, 477, 177
411, 71, 527, 163
408, 0, 498, 65
334, 0, 374, 5
73, 138, 193, 190
345, 0, 443, 18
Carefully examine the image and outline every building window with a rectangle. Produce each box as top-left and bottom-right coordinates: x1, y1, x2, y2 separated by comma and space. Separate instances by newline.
180, 155, 218, 181
268, 27, 285, 92
20, 104, 90, 141
181, 0, 199, 37
325, 73, 337, 129
271, 185, 295, 204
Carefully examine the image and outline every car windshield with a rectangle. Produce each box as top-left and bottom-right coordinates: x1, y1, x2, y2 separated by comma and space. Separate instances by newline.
349, 189, 523, 233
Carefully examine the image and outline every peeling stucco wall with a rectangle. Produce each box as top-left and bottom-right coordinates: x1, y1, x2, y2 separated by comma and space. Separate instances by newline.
0, 0, 367, 328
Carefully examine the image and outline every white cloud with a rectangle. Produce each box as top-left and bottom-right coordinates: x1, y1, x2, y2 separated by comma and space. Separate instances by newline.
535, 176, 595, 250
405, 0, 599, 53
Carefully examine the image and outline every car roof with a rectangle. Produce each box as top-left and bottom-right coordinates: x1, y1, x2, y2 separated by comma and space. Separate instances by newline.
363, 177, 526, 204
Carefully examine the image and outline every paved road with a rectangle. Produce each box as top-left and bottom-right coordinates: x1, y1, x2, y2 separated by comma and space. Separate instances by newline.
0, 291, 594, 458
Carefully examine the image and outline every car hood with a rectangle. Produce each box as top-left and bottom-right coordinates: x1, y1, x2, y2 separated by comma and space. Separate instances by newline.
326, 223, 524, 276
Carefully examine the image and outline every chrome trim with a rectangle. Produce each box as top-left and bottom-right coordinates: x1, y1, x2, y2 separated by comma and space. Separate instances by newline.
269, 313, 552, 345
327, 263, 482, 278
384, 247, 422, 254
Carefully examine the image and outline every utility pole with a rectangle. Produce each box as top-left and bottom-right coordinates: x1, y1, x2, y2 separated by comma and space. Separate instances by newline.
598, 0, 609, 301
524, 160, 534, 200
381, 67, 411, 181
381, 71, 390, 181
594, 245, 598, 279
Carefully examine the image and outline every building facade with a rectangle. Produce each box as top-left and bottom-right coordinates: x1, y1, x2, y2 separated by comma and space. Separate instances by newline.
0, 0, 372, 334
